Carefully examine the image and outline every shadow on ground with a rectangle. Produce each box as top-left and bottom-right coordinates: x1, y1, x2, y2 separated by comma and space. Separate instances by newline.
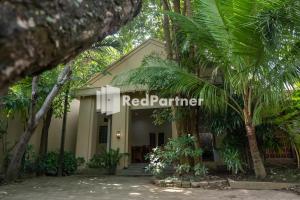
0, 176, 298, 200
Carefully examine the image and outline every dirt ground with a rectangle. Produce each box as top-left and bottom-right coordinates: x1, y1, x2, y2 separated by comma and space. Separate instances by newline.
0, 176, 298, 200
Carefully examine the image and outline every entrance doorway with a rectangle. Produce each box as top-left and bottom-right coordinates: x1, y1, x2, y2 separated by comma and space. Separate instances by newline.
130, 109, 172, 163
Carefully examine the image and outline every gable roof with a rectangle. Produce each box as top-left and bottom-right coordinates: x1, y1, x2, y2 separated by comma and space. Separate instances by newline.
87, 38, 165, 86
76, 38, 166, 97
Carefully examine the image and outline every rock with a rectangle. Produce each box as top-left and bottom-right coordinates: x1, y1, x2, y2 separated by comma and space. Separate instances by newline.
191, 181, 209, 188
181, 181, 191, 188
173, 180, 182, 188
159, 180, 166, 187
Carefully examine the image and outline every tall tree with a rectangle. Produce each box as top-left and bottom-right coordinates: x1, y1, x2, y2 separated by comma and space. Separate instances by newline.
6, 65, 72, 181
114, 0, 300, 178
0, 0, 142, 94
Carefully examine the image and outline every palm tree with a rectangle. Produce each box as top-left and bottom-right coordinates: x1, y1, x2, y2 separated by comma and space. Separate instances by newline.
115, 0, 300, 178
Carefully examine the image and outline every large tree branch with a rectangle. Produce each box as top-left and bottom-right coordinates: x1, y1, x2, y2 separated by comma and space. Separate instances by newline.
0, 0, 142, 94
6, 63, 72, 181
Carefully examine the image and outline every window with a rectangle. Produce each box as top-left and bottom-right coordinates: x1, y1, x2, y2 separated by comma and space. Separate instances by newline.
158, 132, 165, 146
99, 126, 108, 144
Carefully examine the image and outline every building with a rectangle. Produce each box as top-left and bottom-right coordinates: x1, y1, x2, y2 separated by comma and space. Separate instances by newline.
0, 39, 296, 173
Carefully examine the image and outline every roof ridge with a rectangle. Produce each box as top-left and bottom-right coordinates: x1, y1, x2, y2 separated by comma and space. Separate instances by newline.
85, 38, 164, 86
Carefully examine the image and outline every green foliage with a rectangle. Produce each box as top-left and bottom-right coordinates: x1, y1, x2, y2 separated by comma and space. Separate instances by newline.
63, 152, 78, 175
38, 152, 58, 176
272, 86, 300, 167
87, 149, 124, 173
76, 157, 85, 167
38, 151, 78, 176
146, 147, 166, 176
194, 163, 209, 177
146, 135, 204, 177
22, 145, 37, 174
222, 147, 245, 175
151, 108, 174, 126
116, 0, 163, 51
101, 148, 123, 169
87, 154, 104, 169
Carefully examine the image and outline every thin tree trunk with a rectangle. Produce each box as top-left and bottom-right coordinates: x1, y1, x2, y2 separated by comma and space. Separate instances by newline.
5, 76, 39, 180
39, 106, 53, 157
243, 88, 266, 178
172, 0, 181, 61
173, 0, 181, 13
0, 0, 142, 94
161, 0, 173, 59
58, 84, 70, 176
185, 0, 192, 17
244, 116, 267, 178
5, 65, 72, 181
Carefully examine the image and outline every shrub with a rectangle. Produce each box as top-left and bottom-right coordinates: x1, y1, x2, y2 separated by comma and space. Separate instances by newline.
194, 163, 208, 177
76, 157, 85, 167
63, 152, 78, 175
222, 147, 245, 175
38, 151, 78, 176
146, 135, 204, 177
101, 148, 123, 169
22, 145, 37, 174
87, 154, 104, 168
145, 147, 166, 176
38, 152, 58, 176
87, 149, 124, 174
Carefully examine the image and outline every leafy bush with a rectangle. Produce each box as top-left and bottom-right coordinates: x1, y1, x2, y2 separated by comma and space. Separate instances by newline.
194, 163, 208, 177
76, 157, 85, 167
101, 148, 123, 169
63, 152, 78, 175
38, 152, 59, 175
87, 154, 104, 168
146, 147, 166, 176
22, 145, 37, 174
146, 135, 204, 177
222, 147, 245, 175
87, 149, 124, 174
38, 151, 78, 176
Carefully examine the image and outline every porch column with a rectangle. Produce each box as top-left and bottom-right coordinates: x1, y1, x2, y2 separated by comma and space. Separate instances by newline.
75, 96, 97, 162
111, 97, 129, 169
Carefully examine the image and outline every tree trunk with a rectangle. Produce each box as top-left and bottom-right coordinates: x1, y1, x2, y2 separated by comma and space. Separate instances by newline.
5, 76, 39, 180
5, 65, 72, 181
184, 0, 192, 17
172, 0, 181, 61
58, 84, 70, 176
0, 0, 142, 94
245, 121, 267, 178
173, 0, 181, 13
39, 106, 53, 157
161, 0, 173, 59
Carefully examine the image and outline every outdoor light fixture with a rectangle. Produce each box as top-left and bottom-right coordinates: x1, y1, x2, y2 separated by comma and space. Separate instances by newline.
116, 131, 121, 139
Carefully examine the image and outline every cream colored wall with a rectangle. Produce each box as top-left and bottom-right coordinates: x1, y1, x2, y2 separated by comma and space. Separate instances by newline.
110, 98, 129, 169
75, 96, 97, 161
47, 100, 80, 152
0, 100, 79, 172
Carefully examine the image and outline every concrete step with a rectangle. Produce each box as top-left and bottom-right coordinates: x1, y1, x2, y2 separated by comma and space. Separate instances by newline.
117, 163, 152, 176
